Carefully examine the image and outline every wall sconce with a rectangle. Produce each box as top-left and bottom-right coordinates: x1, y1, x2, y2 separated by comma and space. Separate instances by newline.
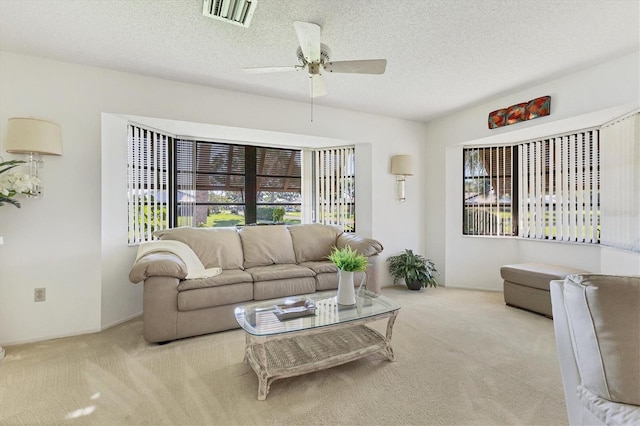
4, 117, 62, 197
390, 154, 413, 202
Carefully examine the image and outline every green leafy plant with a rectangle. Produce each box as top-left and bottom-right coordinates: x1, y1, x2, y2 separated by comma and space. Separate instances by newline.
327, 246, 369, 272
387, 249, 438, 290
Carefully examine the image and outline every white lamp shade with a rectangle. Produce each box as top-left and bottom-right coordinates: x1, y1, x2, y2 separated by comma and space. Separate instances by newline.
390, 155, 413, 175
5, 117, 62, 155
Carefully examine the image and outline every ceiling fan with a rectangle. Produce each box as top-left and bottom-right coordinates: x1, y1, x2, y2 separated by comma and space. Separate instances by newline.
243, 21, 387, 98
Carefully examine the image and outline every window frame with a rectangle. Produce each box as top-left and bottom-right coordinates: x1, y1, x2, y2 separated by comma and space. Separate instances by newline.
174, 140, 302, 228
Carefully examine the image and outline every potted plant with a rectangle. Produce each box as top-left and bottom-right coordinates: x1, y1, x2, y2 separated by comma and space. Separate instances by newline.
327, 246, 369, 305
387, 249, 438, 290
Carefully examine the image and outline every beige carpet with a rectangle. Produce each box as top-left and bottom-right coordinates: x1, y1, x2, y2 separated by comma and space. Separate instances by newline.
0, 287, 567, 425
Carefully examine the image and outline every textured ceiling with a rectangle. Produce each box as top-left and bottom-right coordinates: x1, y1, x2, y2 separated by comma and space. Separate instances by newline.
1, 0, 638, 123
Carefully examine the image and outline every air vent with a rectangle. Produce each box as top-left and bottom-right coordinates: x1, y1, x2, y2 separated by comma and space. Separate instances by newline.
202, 0, 257, 28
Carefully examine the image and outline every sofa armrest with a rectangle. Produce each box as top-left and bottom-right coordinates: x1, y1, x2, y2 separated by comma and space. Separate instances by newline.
129, 252, 188, 283
337, 234, 383, 257
551, 279, 585, 425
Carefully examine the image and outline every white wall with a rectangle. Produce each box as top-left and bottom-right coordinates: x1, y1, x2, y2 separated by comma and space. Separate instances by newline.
2, 49, 638, 345
426, 51, 640, 290
0, 51, 429, 346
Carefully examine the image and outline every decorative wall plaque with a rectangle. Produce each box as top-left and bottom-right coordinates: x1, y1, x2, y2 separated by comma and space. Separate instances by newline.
489, 96, 551, 129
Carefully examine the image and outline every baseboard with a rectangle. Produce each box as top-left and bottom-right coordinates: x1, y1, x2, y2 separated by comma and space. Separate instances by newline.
1, 313, 143, 348
101, 312, 142, 331
443, 283, 503, 292
0, 326, 102, 347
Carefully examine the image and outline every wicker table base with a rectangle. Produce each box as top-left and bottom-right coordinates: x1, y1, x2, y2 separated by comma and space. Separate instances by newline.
243, 311, 398, 400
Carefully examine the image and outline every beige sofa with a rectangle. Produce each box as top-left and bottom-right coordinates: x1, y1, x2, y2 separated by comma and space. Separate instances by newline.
550, 274, 640, 426
129, 224, 383, 343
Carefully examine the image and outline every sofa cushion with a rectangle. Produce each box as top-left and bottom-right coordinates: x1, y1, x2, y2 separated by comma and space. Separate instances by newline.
178, 282, 254, 311
300, 260, 338, 274
238, 225, 297, 268
315, 269, 365, 291
563, 274, 640, 406
253, 277, 316, 301
154, 227, 244, 270
288, 224, 343, 263
177, 269, 253, 291
245, 264, 315, 282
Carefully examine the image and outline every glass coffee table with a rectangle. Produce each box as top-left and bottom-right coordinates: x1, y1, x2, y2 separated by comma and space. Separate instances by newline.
234, 290, 400, 400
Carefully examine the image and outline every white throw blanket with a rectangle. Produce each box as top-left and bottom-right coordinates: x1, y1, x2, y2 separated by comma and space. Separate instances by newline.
135, 240, 222, 280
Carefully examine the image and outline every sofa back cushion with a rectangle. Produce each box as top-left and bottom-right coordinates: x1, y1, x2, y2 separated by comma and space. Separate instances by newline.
563, 274, 640, 405
154, 227, 244, 270
288, 224, 343, 263
238, 225, 297, 268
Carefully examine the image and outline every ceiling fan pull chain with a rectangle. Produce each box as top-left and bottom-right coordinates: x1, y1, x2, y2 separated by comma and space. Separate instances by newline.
311, 77, 314, 122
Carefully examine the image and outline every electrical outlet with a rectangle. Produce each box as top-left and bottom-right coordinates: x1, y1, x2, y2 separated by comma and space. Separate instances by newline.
34, 288, 46, 302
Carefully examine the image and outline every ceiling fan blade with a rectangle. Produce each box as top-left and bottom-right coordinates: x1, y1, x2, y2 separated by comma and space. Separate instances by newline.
293, 21, 321, 63
310, 74, 327, 98
323, 59, 387, 74
243, 65, 303, 74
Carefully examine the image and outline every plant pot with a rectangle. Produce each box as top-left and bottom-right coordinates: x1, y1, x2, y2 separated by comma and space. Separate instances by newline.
406, 280, 423, 291
337, 270, 356, 305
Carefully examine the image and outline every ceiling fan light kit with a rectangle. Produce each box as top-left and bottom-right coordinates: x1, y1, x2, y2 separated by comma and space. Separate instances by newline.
243, 21, 387, 99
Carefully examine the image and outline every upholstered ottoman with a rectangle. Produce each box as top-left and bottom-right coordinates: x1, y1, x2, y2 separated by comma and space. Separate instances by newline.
500, 263, 588, 317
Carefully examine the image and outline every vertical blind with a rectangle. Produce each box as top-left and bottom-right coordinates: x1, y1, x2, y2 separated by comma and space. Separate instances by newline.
463, 146, 514, 236
518, 129, 599, 243
314, 147, 356, 232
600, 111, 640, 252
127, 125, 172, 244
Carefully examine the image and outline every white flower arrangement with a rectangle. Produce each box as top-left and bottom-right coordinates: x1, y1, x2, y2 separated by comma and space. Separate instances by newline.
0, 160, 40, 208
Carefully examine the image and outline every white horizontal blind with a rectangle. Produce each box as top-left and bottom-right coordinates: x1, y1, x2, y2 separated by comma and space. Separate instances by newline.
518, 129, 599, 243
314, 147, 356, 232
127, 125, 172, 244
175, 139, 196, 227
600, 111, 640, 252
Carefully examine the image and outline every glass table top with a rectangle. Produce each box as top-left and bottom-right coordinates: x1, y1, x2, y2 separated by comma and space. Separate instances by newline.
234, 290, 401, 336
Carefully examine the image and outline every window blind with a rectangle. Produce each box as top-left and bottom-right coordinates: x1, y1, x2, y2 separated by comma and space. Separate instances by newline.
127, 125, 172, 244
174, 140, 301, 226
600, 111, 640, 252
175, 139, 196, 227
463, 146, 514, 236
314, 147, 356, 232
518, 129, 600, 243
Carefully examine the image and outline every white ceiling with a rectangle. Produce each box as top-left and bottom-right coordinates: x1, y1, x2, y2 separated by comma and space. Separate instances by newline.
1, 0, 638, 124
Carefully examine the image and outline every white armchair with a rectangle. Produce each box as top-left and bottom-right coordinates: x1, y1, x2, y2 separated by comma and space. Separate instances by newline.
550, 274, 640, 426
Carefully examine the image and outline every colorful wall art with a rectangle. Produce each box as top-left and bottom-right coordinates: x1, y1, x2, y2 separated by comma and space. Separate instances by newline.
488, 96, 551, 129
